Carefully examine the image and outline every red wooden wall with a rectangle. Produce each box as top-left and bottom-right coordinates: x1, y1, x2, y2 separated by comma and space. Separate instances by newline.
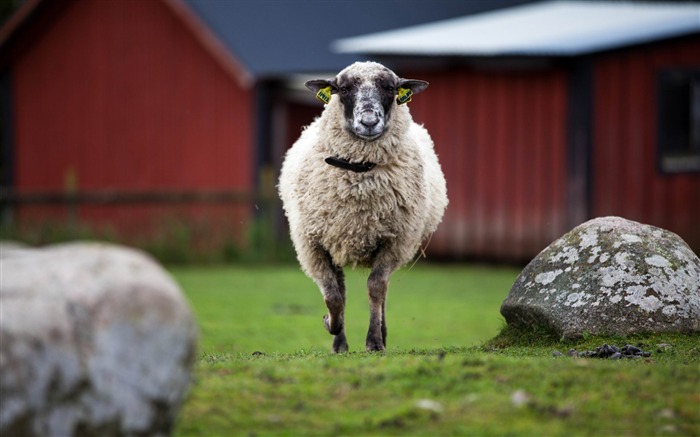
407, 67, 569, 261
592, 36, 700, 251
11, 0, 253, 238
8, 0, 696, 260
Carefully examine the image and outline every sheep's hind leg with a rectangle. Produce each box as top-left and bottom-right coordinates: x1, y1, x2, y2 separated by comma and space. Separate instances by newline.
366, 266, 391, 352
316, 253, 348, 353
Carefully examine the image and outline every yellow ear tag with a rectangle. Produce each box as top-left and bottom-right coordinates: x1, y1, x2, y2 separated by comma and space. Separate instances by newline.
396, 87, 413, 105
315, 86, 332, 104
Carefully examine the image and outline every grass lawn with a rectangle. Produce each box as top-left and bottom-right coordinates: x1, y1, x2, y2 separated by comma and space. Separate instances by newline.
170, 264, 699, 436
172, 264, 515, 354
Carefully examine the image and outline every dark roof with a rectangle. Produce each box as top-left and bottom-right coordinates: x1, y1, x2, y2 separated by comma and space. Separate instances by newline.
182, 0, 539, 79
0, 0, 540, 81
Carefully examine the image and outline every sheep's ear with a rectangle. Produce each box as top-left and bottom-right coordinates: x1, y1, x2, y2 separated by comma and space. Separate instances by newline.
396, 79, 428, 105
398, 79, 429, 95
305, 79, 336, 93
305, 79, 337, 104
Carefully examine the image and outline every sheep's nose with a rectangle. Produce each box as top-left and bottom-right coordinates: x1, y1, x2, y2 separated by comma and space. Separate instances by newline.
360, 111, 379, 128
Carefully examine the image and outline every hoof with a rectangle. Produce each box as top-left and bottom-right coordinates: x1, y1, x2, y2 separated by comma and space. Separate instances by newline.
332, 333, 349, 353
323, 314, 342, 336
365, 336, 385, 352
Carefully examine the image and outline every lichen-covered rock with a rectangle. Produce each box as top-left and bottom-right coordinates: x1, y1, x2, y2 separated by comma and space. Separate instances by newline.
0, 242, 198, 436
500, 217, 700, 339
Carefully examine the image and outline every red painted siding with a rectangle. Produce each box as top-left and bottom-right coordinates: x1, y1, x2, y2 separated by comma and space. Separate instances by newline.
592, 36, 700, 252
12, 0, 253, 236
407, 67, 569, 261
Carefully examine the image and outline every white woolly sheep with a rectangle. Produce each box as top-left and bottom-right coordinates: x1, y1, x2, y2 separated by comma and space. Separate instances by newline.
278, 61, 448, 352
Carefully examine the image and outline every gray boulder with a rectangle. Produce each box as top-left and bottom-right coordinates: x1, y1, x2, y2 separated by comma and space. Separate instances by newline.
501, 217, 700, 339
0, 242, 198, 436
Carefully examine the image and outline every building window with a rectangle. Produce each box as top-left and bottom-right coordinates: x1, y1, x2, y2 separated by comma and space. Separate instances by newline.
657, 69, 700, 173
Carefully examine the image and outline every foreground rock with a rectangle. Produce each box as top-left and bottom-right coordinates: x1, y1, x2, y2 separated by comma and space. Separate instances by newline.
501, 217, 700, 339
0, 242, 198, 436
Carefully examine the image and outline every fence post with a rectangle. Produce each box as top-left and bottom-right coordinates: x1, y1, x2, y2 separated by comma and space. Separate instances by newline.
64, 167, 78, 232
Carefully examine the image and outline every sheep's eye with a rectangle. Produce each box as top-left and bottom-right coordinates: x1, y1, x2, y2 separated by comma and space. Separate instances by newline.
386, 86, 394, 93
340, 87, 349, 95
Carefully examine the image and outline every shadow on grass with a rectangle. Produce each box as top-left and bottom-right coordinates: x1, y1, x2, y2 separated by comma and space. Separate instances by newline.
483, 324, 700, 363
483, 323, 562, 348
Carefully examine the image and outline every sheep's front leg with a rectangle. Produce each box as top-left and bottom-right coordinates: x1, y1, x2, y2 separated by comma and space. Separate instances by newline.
311, 250, 348, 353
366, 266, 391, 352
323, 263, 348, 353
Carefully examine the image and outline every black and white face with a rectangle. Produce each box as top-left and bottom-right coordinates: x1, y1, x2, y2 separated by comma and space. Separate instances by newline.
306, 62, 429, 141
335, 63, 397, 141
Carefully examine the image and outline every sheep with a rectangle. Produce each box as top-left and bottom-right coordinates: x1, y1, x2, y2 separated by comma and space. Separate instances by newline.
278, 61, 448, 353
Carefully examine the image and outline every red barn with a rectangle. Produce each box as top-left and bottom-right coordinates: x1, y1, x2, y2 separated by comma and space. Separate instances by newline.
0, 0, 255, 244
0, 0, 532, 255
2, 0, 697, 262
336, 1, 700, 261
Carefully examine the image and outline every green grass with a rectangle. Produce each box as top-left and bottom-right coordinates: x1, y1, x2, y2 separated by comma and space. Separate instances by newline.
173, 264, 514, 354
170, 264, 700, 436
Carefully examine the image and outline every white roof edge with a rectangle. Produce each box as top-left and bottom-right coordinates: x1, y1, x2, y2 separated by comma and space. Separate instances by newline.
332, 1, 700, 57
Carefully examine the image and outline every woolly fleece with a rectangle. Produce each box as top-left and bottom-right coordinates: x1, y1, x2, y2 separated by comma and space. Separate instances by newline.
278, 62, 448, 282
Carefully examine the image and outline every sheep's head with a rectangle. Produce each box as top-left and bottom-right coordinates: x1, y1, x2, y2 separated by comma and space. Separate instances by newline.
305, 62, 428, 141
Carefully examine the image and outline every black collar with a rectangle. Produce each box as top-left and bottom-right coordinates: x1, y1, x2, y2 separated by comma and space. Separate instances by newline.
325, 156, 376, 173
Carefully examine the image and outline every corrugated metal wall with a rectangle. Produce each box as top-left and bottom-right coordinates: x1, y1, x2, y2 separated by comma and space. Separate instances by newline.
592, 36, 700, 252
11, 0, 254, 236
407, 67, 569, 261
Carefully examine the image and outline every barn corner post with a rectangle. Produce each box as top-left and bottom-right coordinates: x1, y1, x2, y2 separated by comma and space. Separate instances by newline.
252, 79, 287, 259
0, 68, 14, 228
565, 57, 593, 232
